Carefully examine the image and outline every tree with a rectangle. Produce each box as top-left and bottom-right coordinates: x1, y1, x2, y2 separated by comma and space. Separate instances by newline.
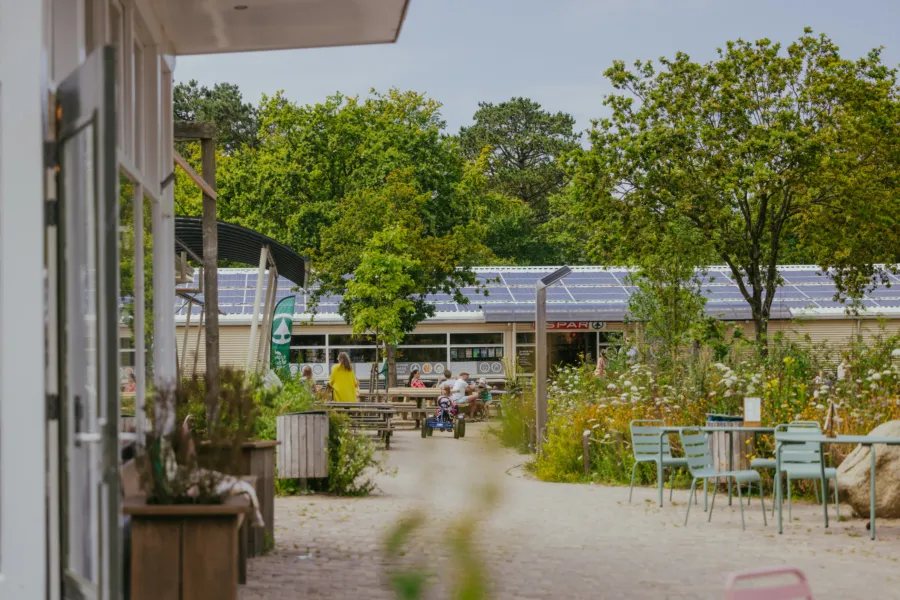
460, 98, 580, 218
575, 30, 900, 346
459, 98, 581, 264
174, 80, 259, 153
216, 89, 467, 257
314, 170, 494, 377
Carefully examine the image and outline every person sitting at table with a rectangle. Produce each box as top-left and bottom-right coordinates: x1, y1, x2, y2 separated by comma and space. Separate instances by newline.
301, 365, 319, 394
407, 368, 426, 389
328, 352, 359, 402
450, 372, 481, 419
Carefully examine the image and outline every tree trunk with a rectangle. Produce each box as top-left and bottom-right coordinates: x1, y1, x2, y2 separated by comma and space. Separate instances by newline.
754, 313, 769, 356
386, 344, 397, 389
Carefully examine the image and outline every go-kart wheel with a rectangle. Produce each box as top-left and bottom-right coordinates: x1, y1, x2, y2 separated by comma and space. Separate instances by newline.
427, 424, 434, 436
454, 421, 460, 439
421, 422, 428, 438
458, 417, 466, 438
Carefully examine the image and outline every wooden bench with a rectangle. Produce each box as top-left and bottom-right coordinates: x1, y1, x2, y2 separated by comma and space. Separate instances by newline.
324, 403, 396, 449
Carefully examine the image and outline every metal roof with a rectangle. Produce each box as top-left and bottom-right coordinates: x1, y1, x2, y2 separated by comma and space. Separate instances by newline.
175, 265, 900, 323
174, 217, 308, 287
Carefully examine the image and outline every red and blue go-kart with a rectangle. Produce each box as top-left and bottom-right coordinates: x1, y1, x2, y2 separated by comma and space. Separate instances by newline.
421, 397, 466, 439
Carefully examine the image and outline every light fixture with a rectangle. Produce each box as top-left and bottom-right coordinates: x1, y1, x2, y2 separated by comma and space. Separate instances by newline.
539, 266, 572, 288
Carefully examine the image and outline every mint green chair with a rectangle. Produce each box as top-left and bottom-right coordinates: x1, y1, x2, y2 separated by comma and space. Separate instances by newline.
680, 427, 767, 530
750, 421, 821, 512
775, 427, 840, 524
628, 420, 689, 504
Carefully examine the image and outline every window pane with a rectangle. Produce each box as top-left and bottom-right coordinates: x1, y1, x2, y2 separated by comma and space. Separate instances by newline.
399, 333, 447, 346
396, 347, 447, 363
599, 332, 624, 345
329, 348, 376, 364
449, 347, 504, 361
329, 333, 376, 346
118, 176, 136, 398
291, 334, 326, 347
516, 332, 535, 344
290, 348, 326, 363
450, 332, 502, 345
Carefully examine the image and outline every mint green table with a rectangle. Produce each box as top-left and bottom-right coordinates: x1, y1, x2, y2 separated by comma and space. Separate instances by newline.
776, 434, 900, 539
657, 426, 775, 508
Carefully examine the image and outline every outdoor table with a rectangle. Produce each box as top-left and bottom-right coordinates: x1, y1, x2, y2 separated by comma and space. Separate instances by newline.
775, 433, 900, 539
657, 426, 776, 507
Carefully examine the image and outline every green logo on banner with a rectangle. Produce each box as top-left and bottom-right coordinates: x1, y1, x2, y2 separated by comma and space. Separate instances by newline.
270, 296, 295, 376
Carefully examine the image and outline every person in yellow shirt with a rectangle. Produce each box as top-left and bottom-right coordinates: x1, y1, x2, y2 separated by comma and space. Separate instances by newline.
328, 351, 359, 402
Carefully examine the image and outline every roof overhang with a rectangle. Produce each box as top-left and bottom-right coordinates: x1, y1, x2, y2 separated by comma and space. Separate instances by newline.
174, 217, 309, 286
153, 0, 411, 56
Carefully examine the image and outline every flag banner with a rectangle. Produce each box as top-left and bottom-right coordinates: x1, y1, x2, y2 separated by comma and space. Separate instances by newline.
270, 296, 295, 376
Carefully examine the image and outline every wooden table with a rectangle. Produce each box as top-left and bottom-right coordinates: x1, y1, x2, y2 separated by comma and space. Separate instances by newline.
776, 433, 900, 539
124, 495, 252, 600
657, 426, 776, 508
324, 403, 396, 448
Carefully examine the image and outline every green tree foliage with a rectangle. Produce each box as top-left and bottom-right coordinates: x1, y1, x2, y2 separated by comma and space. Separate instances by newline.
626, 221, 709, 363
460, 98, 581, 264
574, 29, 900, 344
314, 169, 494, 344
174, 80, 259, 153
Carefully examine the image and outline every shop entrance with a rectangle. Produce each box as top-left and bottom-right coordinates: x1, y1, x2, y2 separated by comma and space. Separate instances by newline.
548, 331, 596, 369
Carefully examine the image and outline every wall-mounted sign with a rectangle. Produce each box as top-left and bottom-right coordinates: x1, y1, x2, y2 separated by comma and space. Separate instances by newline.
540, 321, 606, 331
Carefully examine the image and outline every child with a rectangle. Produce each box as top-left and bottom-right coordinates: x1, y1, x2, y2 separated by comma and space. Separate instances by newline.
476, 378, 493, 421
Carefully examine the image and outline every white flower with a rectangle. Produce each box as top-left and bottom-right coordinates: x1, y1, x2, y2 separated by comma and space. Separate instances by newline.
816, 404, 825, 410
813, 390, 820, 399
872, 372, 883, 381
607, 384, 617, 391
630, 386, 638, 393
624, 380, 633, 388
592, 424, 601, 430
603, 433, 611, 439
724, 390, 733, 397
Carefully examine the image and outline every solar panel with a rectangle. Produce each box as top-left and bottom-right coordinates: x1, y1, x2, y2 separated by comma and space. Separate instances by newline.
510, 289, 537, 302
567, 290, 629, 301
782, 273, 828, 284
501, 273, 553, 285
435, 303, 458, 312
562, 272, 620, 285
481, 287, 513, 301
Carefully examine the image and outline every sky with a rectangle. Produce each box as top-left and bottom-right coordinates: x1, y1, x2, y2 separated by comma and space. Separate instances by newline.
175, 0, 900, 135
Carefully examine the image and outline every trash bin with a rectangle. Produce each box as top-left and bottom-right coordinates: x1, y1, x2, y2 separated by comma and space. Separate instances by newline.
276, 410, 329, 479
705, 413, 751, 471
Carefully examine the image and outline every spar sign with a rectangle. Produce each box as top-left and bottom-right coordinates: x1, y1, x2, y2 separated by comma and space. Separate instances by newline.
542, 321, 606, 331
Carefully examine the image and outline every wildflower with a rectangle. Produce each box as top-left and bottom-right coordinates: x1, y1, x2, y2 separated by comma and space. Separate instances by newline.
592, 424, 601, 430
816, 404, 825, 410
624, 380, 633, 388
607, 384, 617, 391
724, 390, 733, 397
603, 433, 611, 439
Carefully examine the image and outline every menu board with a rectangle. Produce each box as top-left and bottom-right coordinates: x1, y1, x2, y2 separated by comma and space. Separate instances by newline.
516, 347, 536, 373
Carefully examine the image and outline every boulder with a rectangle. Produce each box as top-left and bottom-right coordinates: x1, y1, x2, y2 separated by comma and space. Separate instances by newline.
836, 420, 900, 518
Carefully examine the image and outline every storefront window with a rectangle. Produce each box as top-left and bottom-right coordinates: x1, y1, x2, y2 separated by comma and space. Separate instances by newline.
290, 348, 326, 363
450, 332, 503, 345
516, 332, 535, 344
291, 334, 325, 347
328, 347, 377, 364
396, 347, 447, 363
400, 333, 448, 345
329, 333, 376, 346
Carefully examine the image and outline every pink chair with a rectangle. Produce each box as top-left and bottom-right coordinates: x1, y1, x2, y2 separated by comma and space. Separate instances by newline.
724, 567, 814, 600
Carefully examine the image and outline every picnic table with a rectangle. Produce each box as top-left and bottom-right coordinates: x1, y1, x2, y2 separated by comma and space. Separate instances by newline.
324, 402, 396, 448
657, 426, 776, 507
775, 433, 900, 539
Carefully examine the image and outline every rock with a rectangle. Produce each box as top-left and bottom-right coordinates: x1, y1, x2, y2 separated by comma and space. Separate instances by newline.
836, 420, 900, 518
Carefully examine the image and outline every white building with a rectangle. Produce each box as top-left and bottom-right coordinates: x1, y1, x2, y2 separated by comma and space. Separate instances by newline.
0, 1, 410, 598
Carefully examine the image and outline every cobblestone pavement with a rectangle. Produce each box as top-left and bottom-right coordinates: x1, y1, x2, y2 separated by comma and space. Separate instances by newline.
242, 424, 900, 599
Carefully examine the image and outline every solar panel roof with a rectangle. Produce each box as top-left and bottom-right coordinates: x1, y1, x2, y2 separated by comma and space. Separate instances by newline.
173, 266, 899, 321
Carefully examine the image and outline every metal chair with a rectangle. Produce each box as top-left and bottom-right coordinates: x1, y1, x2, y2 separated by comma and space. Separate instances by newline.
750, 421, 821, 513
680, 427, 767, 530
628, 420, 689, 504
776, 426, 840, 524
724, 566, 814, 599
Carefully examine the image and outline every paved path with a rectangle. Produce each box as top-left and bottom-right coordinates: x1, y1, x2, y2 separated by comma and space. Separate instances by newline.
242, 424, 900, 599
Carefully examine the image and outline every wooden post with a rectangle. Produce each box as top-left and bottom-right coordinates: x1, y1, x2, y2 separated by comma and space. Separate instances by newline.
535, 284, 548, 453
246, 246, 268, 373
582, 430, 591, 478
200, 137, 219, 413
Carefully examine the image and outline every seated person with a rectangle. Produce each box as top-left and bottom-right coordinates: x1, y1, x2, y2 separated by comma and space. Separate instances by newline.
476, 378, 493, 420
450, 372, 481, 420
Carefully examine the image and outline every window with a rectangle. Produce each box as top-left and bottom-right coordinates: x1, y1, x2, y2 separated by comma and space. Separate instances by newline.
290, 348, 326, 364
396, 347, 447, 363
400, 333, 447, 346
291, 334, 325, 347
329, 348, 376, 364
516, 332, 535, 344
450, 333, 502, 345
600, 332, 624, 346
329, 334, 376, 346
449, 347, 504, 360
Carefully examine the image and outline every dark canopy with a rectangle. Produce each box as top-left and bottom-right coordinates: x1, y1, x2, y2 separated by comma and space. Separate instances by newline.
174, 217, 308, 287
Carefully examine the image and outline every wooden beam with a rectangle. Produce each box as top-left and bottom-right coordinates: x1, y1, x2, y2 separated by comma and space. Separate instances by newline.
173, 151, 216, 200
174, 121, 216, 141
201, 137, 220, 421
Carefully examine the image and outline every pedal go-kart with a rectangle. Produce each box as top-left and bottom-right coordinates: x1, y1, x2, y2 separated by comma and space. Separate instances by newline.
421, 397, 466, 439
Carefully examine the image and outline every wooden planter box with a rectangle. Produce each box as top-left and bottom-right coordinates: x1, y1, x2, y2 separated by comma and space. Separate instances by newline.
276, 411, 329, 479
240, 441, 278, 556
124, 495, 251, 600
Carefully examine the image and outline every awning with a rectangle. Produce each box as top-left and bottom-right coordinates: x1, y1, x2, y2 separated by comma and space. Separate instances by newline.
174, 217, 308, 287
156, 0, 411, 56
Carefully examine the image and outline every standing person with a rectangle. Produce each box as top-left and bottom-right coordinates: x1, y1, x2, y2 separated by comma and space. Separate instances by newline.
450, 372, 481, 419
837, 355, 850, 382
328, 352, 359, 402
592, 352, 607, 379
301, 365, 318, 394
407, 368, 426, 388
